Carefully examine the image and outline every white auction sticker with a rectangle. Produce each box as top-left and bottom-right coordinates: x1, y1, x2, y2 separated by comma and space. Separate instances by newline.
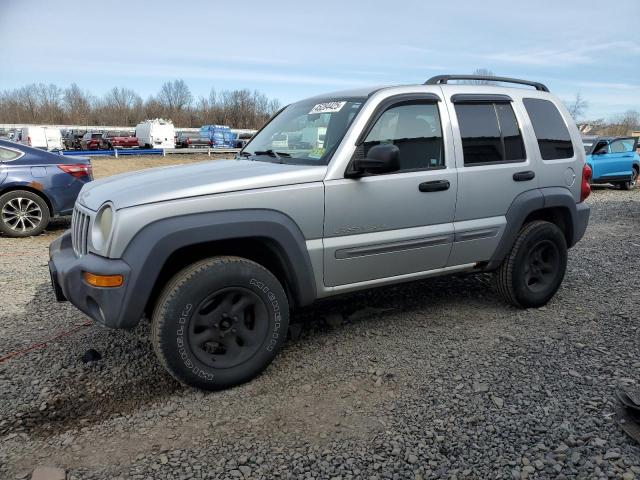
308, 101, 346, 115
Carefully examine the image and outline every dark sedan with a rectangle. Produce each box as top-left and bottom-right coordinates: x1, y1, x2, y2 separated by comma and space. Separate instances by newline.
0, 140, 92, 237
175, 131, 212, 148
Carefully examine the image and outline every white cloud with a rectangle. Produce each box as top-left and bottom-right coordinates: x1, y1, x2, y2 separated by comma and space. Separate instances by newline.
481, 41, 640, 67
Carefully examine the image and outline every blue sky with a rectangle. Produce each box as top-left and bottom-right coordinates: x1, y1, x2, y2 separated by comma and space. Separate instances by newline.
1, 0, 638, 119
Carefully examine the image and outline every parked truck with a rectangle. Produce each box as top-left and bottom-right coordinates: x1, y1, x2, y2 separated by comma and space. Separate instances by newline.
135, 119, 175, 149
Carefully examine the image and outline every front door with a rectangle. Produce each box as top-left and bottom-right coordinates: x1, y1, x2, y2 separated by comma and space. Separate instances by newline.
323, 98, 457, 287
606, 138, 636, 179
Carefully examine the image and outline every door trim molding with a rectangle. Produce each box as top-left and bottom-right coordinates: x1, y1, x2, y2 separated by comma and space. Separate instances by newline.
335, 234, 453, 259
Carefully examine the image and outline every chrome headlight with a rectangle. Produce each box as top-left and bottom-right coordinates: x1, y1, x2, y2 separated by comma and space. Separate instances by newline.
91, 203, 114, 253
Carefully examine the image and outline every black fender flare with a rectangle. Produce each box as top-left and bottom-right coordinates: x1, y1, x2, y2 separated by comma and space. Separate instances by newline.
118, 209, 317, 328
486, 187, 589, 270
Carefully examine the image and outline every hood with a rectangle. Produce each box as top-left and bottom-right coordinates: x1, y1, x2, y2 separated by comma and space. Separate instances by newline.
78, 159, 327, 210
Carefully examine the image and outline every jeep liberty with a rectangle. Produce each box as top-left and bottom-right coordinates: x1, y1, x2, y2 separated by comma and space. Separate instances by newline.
49, 75, 591, 390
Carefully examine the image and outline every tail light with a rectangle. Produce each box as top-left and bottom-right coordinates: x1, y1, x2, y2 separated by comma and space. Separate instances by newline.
187, 138, 191, 144
58, 164, 92, 178
580, 164, 592, 202
27, 136, 32, 146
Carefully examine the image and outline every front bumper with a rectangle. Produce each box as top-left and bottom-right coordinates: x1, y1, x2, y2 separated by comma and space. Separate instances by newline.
48, 230, 132, 328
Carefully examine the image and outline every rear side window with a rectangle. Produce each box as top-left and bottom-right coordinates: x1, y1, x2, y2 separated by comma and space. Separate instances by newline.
523, 98, 574, 160
0, 147, 24, 161
455, 102, 525, 165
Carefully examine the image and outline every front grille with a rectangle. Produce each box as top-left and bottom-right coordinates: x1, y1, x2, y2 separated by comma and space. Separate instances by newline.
71, 206, 91, 256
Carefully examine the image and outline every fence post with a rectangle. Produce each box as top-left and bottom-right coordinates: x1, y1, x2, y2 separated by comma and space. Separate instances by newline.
162, 148, 166, 157
208, 147, 211, 157
114, 148, 118, 159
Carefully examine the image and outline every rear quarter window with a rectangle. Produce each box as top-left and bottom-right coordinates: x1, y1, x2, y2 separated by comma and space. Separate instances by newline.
0, 146, 24, 161
523, 98, 574, 160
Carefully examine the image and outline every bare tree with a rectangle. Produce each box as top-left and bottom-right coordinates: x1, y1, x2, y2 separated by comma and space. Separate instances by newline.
0, 81, 279, 128
157, 80, 192, 124
63, 83, 93, 124
566, 92, 588, 120
601, 110, 640, 136
99, 87, 143, 125
466, 68, 496, 85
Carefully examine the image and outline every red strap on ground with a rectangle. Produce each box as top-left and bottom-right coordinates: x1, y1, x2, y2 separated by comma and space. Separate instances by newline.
0, 321, 93, 364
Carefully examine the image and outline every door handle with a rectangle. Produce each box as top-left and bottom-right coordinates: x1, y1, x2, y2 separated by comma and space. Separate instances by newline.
513, 171, 535, 182
419, 180, 450, 192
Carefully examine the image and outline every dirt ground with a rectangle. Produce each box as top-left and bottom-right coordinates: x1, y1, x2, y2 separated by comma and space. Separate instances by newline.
91, 153, 233, 179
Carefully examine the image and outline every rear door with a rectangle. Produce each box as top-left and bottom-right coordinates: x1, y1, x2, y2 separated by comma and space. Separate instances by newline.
0, 145, 24, 184
446, 94, 535, 266
521, 97, 581, 199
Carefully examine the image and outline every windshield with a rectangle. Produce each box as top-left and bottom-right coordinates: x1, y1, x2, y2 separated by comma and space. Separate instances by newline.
241, 97, 365, 165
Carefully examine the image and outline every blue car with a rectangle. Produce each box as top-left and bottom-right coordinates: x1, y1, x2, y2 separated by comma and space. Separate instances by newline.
583, 136, 639, 190
0, 140, 92, 237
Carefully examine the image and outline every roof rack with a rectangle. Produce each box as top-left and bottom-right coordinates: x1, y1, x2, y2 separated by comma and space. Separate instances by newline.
425, 75, 549, 92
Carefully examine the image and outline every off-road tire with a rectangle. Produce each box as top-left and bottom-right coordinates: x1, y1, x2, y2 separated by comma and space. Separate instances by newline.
151, 256, 289, 390
0, 190, 50, 237
494, 220, 567, 308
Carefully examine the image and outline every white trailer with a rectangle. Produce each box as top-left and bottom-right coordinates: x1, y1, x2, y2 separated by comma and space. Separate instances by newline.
17, 126, 63, 151
135, 119, 175, 149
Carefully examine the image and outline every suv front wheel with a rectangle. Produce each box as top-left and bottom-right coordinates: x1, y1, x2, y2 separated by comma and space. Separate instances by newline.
494, 220, 568, 308
151, 256, 289, 390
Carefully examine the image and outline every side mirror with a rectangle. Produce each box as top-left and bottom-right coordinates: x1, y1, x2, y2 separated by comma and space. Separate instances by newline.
349, 144, 400, 177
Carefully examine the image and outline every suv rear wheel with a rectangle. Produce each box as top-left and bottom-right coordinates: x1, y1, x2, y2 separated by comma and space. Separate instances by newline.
0, 190, 50, 237
151, 256, 289, 390
494, 220, 567, 308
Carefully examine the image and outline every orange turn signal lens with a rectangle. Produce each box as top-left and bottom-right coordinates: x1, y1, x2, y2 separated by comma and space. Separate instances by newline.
83, 272, 124, 288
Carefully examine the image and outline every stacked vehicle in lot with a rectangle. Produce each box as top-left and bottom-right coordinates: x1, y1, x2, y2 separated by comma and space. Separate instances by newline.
49, 75, 591, 391
175, 131, 212, 148
100, 130, 138, 149
80, 132, 104, 150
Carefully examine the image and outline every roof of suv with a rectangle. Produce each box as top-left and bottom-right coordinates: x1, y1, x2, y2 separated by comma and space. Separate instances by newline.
306, 75, 551, 102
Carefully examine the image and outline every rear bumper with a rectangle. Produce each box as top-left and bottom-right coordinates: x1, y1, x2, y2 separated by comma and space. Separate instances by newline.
572, 201, 590, 247
48, 230, 133, 328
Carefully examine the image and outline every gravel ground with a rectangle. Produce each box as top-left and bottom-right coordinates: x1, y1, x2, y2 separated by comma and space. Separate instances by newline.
0, 185, 639, 479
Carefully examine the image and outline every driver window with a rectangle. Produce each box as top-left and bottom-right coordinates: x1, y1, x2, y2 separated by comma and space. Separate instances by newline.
593, 141, 609, 154
363, 102, 444, 171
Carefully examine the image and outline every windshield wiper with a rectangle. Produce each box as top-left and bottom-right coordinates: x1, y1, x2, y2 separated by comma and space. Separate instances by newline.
253, 150, 291, 158
237, 151, 252, 158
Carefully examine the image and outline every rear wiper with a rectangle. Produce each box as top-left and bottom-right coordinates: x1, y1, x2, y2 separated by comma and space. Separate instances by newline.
237, 151, 252, 157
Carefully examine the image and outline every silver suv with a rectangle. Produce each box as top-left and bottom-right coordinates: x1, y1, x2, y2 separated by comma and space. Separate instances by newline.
49, 75, 591, 390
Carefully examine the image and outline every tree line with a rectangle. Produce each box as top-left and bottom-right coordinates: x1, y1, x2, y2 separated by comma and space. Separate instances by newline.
0, 80, 281, 129
565, 92, 639, 136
